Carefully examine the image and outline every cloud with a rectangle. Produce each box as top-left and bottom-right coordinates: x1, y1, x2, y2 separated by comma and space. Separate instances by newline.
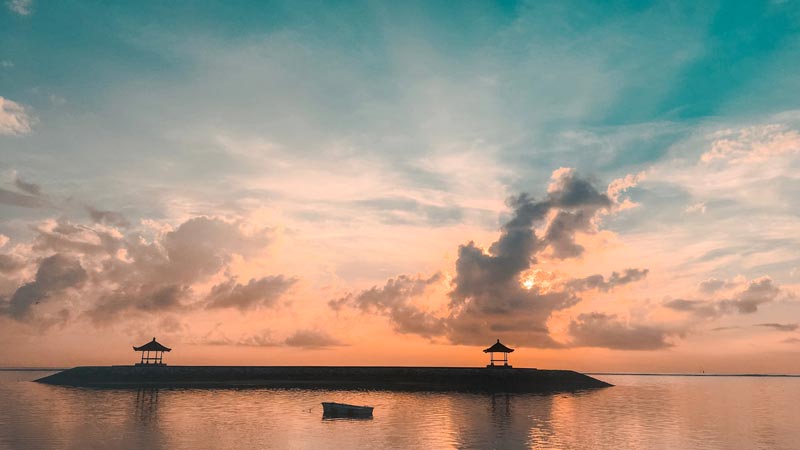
196, 328, 281, 347
726, 278, 781, 313
710, 326, 741, 331
284, 329, 343, 348
331, 273, 445, 338
0, 188, 46, 208
332, 169, 647, 348
542, 169, 613, 259
445, 169, 614, 346
13, 175, 42, 196
566, 268, 649, 292
1, 254, 87, 320
607, 171, 646, 205
701, 124, 800, 164
353, 197, 465, 227
200, 328, 342, 348
755, 323, 798, 332
664, 298, 719, 318
0, 253, 25, 274
5, 0, 32, 15
31, 219, 122, 256
568, 312, 679, 350
698, 277, 736, 294
90, 284, 188, 323
206, 275, 297, 310
782, 337, 800, 344
0, 97, 34, 135
86, 206, 130, 228
160, 217, 270, 282
3, 214, 289, 326
86, 216, 276, 322
665, 277, 783, 318
684, 202, 706, 214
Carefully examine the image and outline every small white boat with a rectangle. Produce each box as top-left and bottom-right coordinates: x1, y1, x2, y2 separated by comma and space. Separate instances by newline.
322, 402, 374, 417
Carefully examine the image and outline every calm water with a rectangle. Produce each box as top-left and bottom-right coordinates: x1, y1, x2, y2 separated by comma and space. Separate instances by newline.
0, 371, 798, 449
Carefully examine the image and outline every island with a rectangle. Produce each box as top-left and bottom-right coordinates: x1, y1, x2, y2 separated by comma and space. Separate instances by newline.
35, 365, 611, 392
34, 338, 612, 393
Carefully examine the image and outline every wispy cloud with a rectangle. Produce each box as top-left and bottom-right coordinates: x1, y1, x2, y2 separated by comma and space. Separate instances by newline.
755, 323, 798, 332
5, 0, 32, 15
284, 329, 344, 349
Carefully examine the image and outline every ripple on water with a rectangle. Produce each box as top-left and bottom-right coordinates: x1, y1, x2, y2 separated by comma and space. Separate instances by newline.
1, 372, 798, 450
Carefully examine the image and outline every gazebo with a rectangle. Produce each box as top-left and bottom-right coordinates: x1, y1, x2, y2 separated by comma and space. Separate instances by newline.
483, 339, 514, 368
133, 337, 171, 366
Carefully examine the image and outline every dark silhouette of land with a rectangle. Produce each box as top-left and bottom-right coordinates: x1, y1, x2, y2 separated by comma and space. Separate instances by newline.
35, 366, 612, 393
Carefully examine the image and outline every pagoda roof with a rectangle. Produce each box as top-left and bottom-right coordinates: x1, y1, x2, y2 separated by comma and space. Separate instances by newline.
133, 337, 171, 352
483, 339, 514, 353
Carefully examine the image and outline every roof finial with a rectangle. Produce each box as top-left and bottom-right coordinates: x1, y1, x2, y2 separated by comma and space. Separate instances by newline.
152, 337, 156, 341
497, 338, 500, 343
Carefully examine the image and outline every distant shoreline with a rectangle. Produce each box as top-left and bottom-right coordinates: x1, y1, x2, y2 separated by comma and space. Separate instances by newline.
587, 372, 800, 377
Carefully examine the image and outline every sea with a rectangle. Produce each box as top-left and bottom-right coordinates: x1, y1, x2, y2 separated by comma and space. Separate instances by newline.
0, 370, 798, 449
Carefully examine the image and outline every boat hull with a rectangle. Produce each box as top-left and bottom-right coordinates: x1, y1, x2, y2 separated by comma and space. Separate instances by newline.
322, 402, 374, 417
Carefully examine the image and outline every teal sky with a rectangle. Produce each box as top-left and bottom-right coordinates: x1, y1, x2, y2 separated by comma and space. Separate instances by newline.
2, 1, 800, 371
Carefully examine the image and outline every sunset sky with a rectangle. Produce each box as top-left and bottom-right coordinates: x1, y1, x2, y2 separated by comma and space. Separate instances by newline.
2, 1, 800, 373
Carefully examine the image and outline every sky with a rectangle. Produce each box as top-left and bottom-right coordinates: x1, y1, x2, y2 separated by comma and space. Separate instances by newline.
1, 0, 800, 373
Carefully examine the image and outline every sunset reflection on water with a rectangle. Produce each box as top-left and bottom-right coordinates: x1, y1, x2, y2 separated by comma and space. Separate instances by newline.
1, 371, 798, 449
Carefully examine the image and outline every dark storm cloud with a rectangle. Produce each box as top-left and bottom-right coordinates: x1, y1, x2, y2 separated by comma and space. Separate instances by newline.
1, 254, 87, 320
284, 329, 343, 348
86, 206, 130, 228
13, 175, 42, 196
206, 275, 297, 310
755, 323, 798, 332
664, 278, 782, 318
568, 312, 679, 350
566, 268, 649, 292
333, 170, 645, 349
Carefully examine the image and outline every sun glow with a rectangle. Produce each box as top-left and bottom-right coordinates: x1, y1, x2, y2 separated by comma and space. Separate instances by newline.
522, 277, 535, 290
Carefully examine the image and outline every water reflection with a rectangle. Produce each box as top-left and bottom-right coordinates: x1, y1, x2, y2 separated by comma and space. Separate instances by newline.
1, 372, 798, 450
134, 388, 160, 425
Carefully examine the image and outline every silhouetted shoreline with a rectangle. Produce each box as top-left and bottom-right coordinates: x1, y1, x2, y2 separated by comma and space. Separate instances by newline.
35, 366, 612, 392
585, 372, 800, 377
